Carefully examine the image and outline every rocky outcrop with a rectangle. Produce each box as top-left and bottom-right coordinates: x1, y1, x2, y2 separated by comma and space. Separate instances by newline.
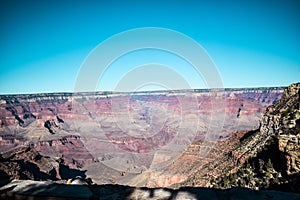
0, 135, 97, 184
208, 83, 300, 193
260, 83, 300, 175
43, 116, 64, 134
34, 135, 97, 168
0, 146, 86, 182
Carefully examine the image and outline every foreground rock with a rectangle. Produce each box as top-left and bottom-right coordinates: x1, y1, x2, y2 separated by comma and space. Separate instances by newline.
1, 180, 300, 200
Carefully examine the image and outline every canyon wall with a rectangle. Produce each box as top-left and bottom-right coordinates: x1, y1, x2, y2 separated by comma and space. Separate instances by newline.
0, 87, 284, 185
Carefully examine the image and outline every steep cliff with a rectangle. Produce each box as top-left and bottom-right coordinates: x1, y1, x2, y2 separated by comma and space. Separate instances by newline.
260, 83, 300, 175
209, 83, 300, 193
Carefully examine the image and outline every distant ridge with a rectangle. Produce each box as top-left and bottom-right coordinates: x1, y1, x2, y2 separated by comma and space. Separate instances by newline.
0, 86, 287, 97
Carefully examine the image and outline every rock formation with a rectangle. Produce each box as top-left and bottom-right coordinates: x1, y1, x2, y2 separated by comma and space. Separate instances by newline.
1, 84, 300, 198
0, 145, 86, 182
1, 179, 300, 200
208, 83, 300, 193
0, 87, 285, 187
260, 83, 300, 175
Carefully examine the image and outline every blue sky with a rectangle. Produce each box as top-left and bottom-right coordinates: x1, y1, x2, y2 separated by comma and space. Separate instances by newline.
0, 0, 299, 94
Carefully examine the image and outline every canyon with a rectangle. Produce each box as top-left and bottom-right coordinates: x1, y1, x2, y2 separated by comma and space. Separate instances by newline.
0, 87, 284, 187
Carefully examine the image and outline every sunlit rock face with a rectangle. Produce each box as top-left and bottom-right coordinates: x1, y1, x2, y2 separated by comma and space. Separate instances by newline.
0, 87, 284, 186
260, 83, 300, 175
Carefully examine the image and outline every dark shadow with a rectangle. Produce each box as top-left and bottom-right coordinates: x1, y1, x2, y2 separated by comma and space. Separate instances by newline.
17, 160, 57, 181
0, 170, 9, 181
0, 185, 17, 195
1, 182, 300, 200
0, 170, 10, 188
239, 129, 258, 142
268, 172, 300, 193
248, 136, 287, 174
58, 164, 86, 180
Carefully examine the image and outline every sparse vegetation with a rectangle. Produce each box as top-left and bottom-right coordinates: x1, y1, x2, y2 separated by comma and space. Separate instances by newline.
210, 157, 280, 190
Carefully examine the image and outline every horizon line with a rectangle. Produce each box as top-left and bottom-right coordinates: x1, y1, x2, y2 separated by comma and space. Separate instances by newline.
0, 84, 291, 96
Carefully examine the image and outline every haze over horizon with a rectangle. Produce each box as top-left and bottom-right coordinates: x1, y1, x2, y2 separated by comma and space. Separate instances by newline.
0, 0, 299, 94
0, 85, 289, 96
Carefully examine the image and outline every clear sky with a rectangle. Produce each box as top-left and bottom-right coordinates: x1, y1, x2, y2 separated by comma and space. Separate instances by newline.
0, 0, 299, 94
